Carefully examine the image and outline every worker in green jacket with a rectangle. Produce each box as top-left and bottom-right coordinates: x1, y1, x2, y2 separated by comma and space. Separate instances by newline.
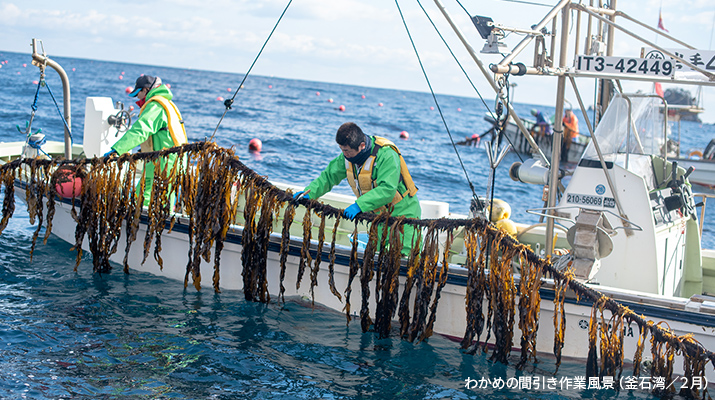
294, 122, 421, 255
104, 75, 188, 206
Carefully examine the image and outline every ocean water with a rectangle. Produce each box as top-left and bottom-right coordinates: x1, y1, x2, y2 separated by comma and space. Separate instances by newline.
0, 50, 712, 399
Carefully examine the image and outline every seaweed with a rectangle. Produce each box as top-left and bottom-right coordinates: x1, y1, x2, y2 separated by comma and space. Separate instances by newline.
0, 141, 712, 398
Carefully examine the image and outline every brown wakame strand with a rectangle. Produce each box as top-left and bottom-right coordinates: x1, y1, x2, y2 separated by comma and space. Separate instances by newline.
373, 216, 405, 339
552, 268, 570, 373
460, 227, 486, 354
0, 140, 713, 398
406, 224, 440, 343
487, 230, 517, 365
326, 215, 343, 301
516, 247, 541, 370
278, 202, 296, 304
296, 202, 313, 290
310, 211, 326, 306
398, 230, 422, 338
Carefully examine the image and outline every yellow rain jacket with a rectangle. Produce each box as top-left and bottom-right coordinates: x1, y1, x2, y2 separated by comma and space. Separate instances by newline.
112, 84, 187, 206
305, 136, 421, 254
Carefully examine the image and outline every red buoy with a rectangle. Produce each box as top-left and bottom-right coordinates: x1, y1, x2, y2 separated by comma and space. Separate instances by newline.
316, 91, 320, 96
399, 131, 409, 139
216, 96, 224, 101
361, 95, 366, 99
125, 86, 132, 93
119, 75, 123, 80
378, 103, 383, 107
328, 98, 334, 103
55, 169, 83, 199
249, 138, 263, 152
338, 105, 346, 111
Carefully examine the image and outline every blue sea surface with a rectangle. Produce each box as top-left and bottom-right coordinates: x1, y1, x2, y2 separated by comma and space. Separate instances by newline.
0, 50, 712, 399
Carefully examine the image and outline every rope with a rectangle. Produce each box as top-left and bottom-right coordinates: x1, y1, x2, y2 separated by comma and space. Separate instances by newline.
448, 0, 523, 163
494, 74, 523, 163
208, 0, 294, 142
17, 74, 44, 139
414, 1, 502, 137
394, 0, 483, 211
31, 76, 41, 113
43, 79, 73, 144
3, 140, 714, 370
28, 135, 51, 158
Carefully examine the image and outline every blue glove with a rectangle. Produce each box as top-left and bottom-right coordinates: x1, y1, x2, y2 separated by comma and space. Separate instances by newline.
343, 202, 362, 220
293, 190, 310, 200
103, 149, 117, 158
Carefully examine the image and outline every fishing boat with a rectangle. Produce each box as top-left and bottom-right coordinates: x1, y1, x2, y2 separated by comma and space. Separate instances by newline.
3, 1, 715, 396
644, 53, 713, 192
668, 116, 715, 191
670, 140, 715, 191
479, 112, 589, 163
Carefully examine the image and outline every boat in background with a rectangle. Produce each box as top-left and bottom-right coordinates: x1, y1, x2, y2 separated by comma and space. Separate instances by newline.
477, 113, 589, 164
662, 106, 715, 191
672, 142, 715, 191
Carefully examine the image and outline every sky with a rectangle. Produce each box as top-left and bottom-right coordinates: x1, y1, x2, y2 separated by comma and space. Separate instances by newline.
1, 0, 714, 123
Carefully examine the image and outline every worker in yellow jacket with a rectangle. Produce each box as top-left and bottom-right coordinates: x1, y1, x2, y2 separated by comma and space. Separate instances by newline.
295, 122, 421, 255
106, 75, 187, 206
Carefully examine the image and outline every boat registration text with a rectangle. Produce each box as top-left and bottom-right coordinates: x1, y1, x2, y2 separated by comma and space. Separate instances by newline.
574, 55, 674, 77
566, 193, 616, 208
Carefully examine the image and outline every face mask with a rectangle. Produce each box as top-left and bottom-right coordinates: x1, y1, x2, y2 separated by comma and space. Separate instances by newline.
345, 135, 372, 165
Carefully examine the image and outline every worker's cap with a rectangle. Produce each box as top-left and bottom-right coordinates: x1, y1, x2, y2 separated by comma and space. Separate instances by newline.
530, 109, 538, 116
129, 75, 159, 97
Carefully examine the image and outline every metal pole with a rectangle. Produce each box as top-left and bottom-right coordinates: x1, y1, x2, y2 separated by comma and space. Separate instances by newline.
585, 0, 593, 54
600, 0, 616, 114
550, 17, 558, 67
568, 76, 633, 234
573, 4, 715, 79
574, 8, 581, 61
433, 0, 551, 166
613, 10, 695, 50
499, 0, 572, 66
545, 4, 571, 257
31, 39, 72, 159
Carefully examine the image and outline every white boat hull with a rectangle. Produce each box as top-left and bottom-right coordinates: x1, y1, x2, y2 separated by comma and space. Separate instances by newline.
23, 185, 715, 384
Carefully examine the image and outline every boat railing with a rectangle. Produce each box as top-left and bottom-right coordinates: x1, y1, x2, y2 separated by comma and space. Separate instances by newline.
30, 38, 72, 159
694, 192, 715, 236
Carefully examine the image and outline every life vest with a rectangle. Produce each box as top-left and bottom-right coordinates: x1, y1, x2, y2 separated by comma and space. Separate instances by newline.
138, 95, 188, 153
344, 136, 418, 211
563, 111, 579, 140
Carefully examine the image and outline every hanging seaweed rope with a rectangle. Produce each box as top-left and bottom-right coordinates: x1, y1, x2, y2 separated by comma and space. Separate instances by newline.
0, 141, 713, 399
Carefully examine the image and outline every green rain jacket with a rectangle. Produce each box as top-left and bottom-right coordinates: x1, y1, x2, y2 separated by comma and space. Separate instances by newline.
304, 136, 421, 253
111, 84, 183, 205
